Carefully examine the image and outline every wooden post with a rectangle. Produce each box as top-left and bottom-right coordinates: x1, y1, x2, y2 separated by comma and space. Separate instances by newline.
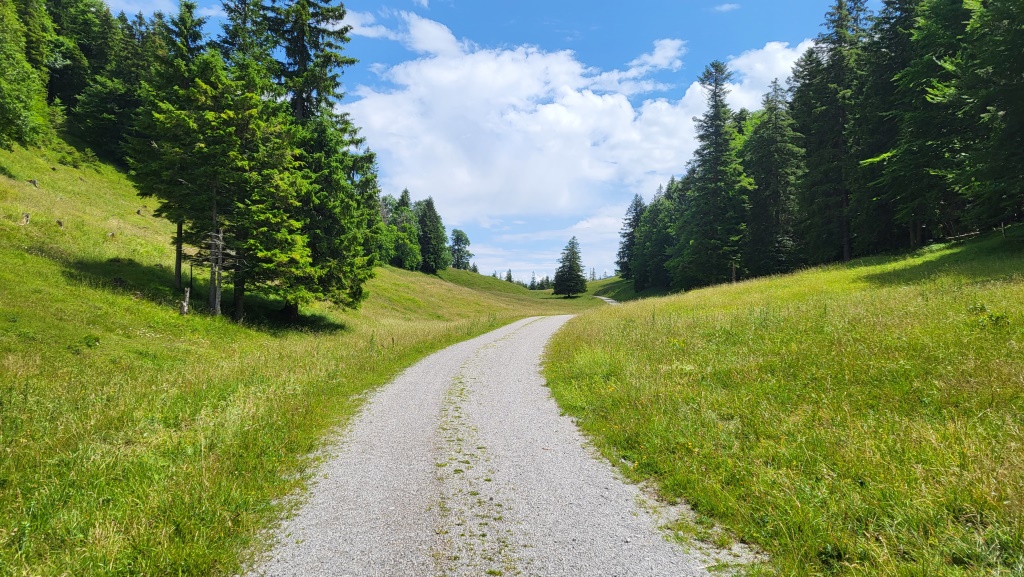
180, 287, 190, 315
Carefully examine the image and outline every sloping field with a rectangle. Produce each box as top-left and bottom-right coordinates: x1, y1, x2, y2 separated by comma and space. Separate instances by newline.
0, 144, 596, 576
546, 231, 1024, 575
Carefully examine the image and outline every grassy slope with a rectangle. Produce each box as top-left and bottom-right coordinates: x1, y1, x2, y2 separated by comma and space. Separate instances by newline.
546, 232, 1024, 576
587, 276, 669, 302
0, 145, 597, 576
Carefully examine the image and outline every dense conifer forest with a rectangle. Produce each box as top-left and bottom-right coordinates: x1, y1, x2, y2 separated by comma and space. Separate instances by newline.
618, 0, 1023, 292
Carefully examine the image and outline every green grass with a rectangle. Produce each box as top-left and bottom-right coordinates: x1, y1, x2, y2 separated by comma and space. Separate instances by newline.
586, 276, 670, 302
545, 230, 1024, 575
0, 143, 596, 576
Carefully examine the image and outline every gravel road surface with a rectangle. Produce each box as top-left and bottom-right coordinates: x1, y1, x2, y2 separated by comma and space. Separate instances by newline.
594, 296, 621, 306
249, 316, 716, 577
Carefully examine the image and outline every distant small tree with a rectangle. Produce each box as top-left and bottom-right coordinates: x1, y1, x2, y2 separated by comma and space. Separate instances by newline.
470, 262, 478, 273
553, 236, 587, 297
448, 228, 473, 270
505, 268, 513, 282
529, 271, 537, 290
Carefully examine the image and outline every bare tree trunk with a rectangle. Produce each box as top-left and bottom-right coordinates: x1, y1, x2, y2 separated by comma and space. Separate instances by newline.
214, 228, 223, 317
179, 286, 190, 315
174, 221, 183, 290
209, 202, 219, 314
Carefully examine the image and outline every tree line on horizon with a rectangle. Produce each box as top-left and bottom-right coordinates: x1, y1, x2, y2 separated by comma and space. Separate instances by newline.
617, 0, 1023, 293
1, 0, 481, 320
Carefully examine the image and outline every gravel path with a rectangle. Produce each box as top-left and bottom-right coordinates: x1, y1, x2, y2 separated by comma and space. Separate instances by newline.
249, 316, 716, 577
594, 296, 621, 306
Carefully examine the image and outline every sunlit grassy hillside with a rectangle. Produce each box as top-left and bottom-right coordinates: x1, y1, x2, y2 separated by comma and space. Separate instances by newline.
0, 144, 596, 576
546, 231, 1024, 576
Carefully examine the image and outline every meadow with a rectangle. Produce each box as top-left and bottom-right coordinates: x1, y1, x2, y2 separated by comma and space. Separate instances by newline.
546, 231, 1024, 575
0, 144, 596, 576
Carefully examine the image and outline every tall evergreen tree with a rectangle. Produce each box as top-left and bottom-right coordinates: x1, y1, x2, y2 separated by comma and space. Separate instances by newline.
553, 236, 587, 297
667, 61, 751, 290
0, 0, 49, 148
129, 0, 207, 291
631, 184, 674, 292
794, 0, 869, 264
957, 0, 1024, 228
615, 193, 646, 279
448, 229, 473, 270
742, 79, 803, 276
416, 196, 450, 274
268, 0, 377, 317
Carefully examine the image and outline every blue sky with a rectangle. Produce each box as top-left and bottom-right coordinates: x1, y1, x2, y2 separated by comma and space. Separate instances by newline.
107, 0, 881, 281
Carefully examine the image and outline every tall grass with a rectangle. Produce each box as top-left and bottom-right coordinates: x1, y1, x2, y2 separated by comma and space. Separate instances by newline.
546, 231, 1024, 575
0, 144, 596, 576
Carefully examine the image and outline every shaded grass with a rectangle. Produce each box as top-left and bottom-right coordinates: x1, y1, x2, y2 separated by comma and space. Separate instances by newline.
545, 228, 1024, 576
0, 144, 593, 576
587, 276, 670, 302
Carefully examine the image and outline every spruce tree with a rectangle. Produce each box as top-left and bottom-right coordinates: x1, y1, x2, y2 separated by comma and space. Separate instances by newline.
872, 0, 970, 242
615, 193, 646, 280
0, 0, 49, 148
667, 61, 751, 290
416, 196, 450, 274
742, 79, 803, 276
631, 185, 673, 292
794, 0, 869, 264
957, 0, 1024, 228
269, 0, 378, 316
553, 237, 587, 297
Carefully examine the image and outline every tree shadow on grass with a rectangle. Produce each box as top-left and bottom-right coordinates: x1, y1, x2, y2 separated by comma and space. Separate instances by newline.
0, 161, 15, 180
59, 257, 348, 334
860, 227, 1024, 287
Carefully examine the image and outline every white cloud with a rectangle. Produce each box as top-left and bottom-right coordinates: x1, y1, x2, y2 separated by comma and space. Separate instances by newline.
346, 11, 402, 40
342, 12, 813, 274
197, 6, 225, 19
412, 0, 429, 7
715, 3, 741, 12
725, 39, 816, 109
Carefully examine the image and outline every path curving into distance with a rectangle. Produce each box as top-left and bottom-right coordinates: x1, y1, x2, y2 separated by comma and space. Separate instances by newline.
249, 316, 716, 577
594, 295, 621, 306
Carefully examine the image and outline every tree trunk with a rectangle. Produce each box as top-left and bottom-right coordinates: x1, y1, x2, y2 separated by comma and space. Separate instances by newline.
174, 221, 183, 290
232, 249, 245, 322
281, 301, 299, 323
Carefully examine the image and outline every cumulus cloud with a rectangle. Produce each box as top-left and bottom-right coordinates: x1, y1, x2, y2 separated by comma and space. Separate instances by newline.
715, 3, 741, 12
341, 12, 811, 274
412, 0, 429, 7
346, 11, 402, 40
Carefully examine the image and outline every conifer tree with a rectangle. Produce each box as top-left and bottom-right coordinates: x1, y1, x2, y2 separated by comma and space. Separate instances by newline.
631, 185, 674, 292
794, 0, 869, 263
957, 0, 1024, 228
553, 236, 587, 297
668, 61, 751, 290
0, 0, 49, 148
416, 196, 450, 274
615, 193, 645, 280
742, 79, 803, 276
269, 0, 378, 316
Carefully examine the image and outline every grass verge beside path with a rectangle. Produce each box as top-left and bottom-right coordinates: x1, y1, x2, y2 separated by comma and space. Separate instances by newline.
545, 230, 1024, 575
0, 144, 596, 576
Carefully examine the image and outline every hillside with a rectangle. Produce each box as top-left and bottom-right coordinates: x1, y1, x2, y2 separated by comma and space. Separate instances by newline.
0, 144, 597, 576
546, 230, 1024, 575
